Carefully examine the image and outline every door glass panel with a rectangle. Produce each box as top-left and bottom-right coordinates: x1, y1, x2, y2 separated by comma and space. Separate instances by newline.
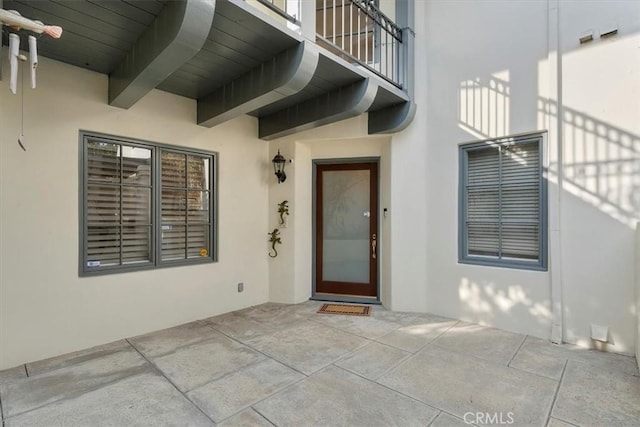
322, 169, 370, 283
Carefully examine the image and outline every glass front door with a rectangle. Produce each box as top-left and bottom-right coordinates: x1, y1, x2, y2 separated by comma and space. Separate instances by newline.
315, 161, 378, 298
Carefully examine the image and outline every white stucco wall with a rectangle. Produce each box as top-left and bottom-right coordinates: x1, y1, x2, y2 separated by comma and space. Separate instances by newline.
409, 0, 639, 353
558, 0, 639, 353
385, 1, 556, 334
0, 53, 270, 369
385, 0, 430, 314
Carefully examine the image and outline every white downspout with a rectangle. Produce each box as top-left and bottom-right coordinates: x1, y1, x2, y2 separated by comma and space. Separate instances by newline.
635, 222, 640, 371
547, 0, 564, 344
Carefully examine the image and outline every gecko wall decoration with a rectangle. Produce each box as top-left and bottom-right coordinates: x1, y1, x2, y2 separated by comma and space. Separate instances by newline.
277, 200, 289, 226
268, 228, 281, 258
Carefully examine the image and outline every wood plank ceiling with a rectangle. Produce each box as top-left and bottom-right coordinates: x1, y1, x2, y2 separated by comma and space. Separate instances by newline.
1, 0, 413, 139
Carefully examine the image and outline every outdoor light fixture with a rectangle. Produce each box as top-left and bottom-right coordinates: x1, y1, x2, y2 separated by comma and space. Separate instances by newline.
272, 150, 287, 183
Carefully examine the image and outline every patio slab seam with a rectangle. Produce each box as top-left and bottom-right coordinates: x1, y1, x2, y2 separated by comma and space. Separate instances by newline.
507, 334, 529, 366
238, 319, 374, 375
550, 358, 640, 425
545, 360, 569, 427
304, 315, 404, 341
428, 339, 544, 372
23, 340, 134, 378
201, 322, 311, 378
1, 366, 152, 422
548, 416, 580, 426
231, 407, 278, 427
205, 311, 313, 340
199, 365, 309, 424
332, 341, 414, 381
253, 364, 441, 426
125, 339, 216, 425
251, 405, 280, 427
428, 410, 479, 427
374, 319, 462, 354
247, 337, 371, 377
319, 363, 443, 414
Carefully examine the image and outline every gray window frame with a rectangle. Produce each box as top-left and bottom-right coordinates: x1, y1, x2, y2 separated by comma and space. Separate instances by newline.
79, 131, 218, 276
458, 133, 548, 271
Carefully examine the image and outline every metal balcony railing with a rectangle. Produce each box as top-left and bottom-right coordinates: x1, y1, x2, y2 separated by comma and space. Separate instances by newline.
316, 0, 403, 87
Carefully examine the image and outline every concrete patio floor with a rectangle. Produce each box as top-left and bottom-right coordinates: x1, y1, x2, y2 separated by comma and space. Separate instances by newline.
1, 301, 639, 426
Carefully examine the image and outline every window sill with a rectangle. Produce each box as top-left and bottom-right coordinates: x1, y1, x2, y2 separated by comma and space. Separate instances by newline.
80, 258, 216, 277
458, 257, 548, 272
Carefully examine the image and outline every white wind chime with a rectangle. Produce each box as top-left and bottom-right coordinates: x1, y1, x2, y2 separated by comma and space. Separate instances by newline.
1, 9, 62, 150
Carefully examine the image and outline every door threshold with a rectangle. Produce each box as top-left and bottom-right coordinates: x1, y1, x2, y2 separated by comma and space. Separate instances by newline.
311, 293, 381, 305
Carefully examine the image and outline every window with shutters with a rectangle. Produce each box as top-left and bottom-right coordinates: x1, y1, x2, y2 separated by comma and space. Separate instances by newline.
79, 132, 216, 276
459, 134, 547, 270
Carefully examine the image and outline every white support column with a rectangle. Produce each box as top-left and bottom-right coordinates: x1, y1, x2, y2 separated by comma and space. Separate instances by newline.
299, 0, 316, 41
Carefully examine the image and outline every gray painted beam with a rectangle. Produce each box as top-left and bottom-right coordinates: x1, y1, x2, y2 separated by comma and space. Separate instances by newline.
197, 41, 319, 128
368, 101, 416, 134
108, 0, 215, 108
259, 78, 378, 140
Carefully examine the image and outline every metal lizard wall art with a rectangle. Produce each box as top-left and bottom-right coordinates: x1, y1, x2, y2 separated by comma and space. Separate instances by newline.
277, 200, 289, 226
268, 228, 281, 258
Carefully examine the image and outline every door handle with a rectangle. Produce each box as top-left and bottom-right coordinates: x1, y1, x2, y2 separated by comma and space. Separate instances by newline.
371, 234, 377, 259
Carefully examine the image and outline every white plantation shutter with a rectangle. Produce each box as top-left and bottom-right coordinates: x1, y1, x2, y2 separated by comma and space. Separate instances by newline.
161, 151, 187, 260
462, 136, 545, 268
160, 152, 210, 261
86, 141, 152, 267
82, 133, 215, 275
467, 147, 500, 257
500, 141, 540, 259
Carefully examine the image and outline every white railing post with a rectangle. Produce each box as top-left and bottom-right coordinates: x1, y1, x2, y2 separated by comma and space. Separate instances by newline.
299, 0, 316, 41
396, 0, 414, 95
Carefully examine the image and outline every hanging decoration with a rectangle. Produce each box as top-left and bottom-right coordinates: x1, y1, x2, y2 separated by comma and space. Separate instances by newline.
8, 32, 19, 94
17, 63, 25, 152
1, 9, 62, 93
28, 34, 38, 89
1, 9, 63, 151
0, 9, 63, 38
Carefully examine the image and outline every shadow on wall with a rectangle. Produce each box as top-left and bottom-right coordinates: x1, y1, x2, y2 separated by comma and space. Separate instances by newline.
459, 75, 511, 141
543, 98, 640, 228
458, 74, 640, 229
458, 278, 551, 335
457, 74, 638, 350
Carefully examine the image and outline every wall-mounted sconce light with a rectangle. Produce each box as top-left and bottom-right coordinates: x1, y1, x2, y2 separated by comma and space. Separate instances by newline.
272, 150, 287, 183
